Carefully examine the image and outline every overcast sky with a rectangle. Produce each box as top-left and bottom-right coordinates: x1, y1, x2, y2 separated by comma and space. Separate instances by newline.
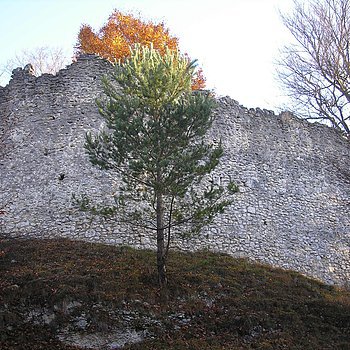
0, 0, 294, 111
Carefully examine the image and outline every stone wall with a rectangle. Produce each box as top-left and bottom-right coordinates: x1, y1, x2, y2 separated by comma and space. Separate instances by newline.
0, 55, 349, 285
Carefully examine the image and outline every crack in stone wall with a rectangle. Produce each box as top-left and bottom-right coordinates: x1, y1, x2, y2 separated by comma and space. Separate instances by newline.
0, 55, 349, 285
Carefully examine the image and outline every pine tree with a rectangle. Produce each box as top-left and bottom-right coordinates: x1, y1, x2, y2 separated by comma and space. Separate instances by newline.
80, 45, 238, 295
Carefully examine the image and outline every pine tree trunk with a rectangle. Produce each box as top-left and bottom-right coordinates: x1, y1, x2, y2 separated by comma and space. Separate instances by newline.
156, 192, 168, 298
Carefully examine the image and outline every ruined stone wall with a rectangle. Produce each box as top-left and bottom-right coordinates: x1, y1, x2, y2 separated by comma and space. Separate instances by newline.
0, 55, 349, 285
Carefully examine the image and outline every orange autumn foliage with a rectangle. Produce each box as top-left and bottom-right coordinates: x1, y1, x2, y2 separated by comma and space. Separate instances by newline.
76, 10, 205, 90
191, 67, 206, 91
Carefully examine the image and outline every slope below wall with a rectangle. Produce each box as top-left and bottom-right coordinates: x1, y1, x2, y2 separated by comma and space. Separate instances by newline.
0, 56, 349, 285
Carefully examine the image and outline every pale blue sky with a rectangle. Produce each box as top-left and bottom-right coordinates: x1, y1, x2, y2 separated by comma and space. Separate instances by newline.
0, 0, 294, 110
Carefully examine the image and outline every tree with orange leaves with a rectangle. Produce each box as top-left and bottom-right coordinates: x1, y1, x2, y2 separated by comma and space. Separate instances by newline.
76, 9, 205, 90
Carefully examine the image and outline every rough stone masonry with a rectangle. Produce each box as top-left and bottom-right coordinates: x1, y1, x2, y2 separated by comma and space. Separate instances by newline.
0, 55, 349, 285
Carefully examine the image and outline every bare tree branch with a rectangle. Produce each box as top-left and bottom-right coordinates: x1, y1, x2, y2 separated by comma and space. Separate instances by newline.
277, 0, 350, 137
1, 46, 70, 80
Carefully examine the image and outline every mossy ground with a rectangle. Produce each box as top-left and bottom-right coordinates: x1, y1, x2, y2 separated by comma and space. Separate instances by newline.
0, 238, 349, 349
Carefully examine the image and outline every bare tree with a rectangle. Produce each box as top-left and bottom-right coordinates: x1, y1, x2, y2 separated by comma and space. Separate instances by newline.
277, 0, 350, 137
1, 46, 70, 82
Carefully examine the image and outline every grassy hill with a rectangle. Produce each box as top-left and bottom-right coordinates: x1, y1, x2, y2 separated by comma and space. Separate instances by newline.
0, 238, 349, 349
